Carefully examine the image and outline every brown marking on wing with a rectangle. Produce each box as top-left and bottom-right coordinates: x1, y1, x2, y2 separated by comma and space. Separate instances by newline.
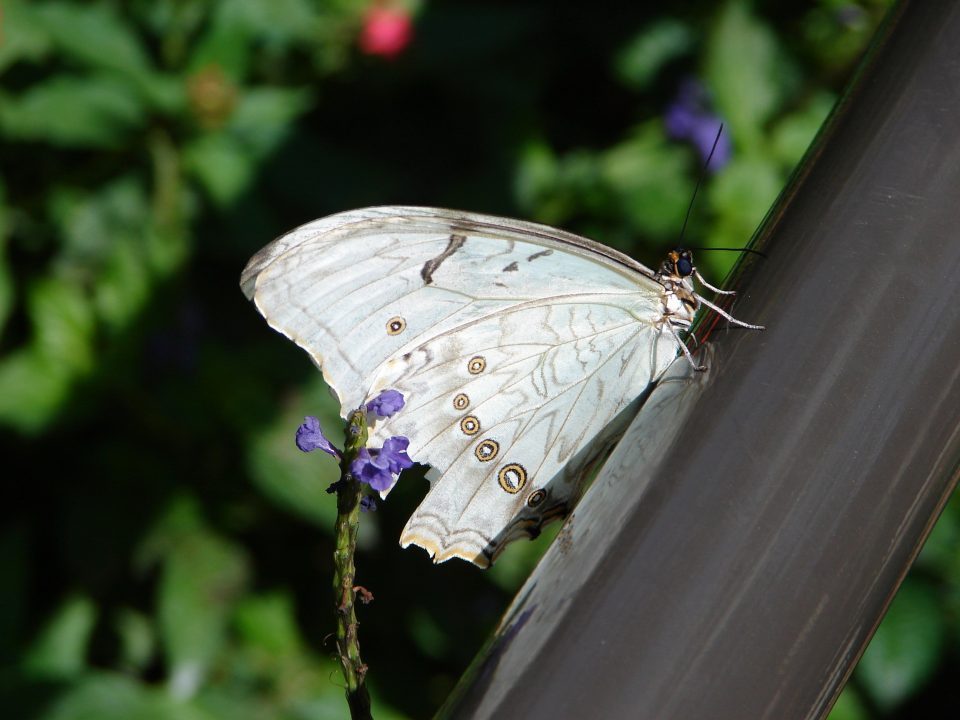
527, 249, 553, 261
421, 233, 466, 284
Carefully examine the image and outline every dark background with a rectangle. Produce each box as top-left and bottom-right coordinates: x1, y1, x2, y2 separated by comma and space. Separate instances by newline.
4, 1, 954, 718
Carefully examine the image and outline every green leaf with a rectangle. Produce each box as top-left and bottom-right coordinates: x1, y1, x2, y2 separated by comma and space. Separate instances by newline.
115, 609, 156, 673
23, 595, 96, 679
408, 608, 450, 660
514, 142, 571, 225
184, 133, 256, 206
487, 522, 561, 592
0, 0, 52, 73
0, 349, 69, 432
827, 686, 869, 720
134, 494, 205, 573
49, 178, 149, 264
46, 177, 163, 335
246, 377, 343, 528
16, 1, 181, 113
0, 76, 146, 149
856, 580, 945, 712
706, 0, 795, 149
601, 123, 693, 239
770, 92, 835, 168
707, 154, 783, 249
187, 0, 321, 80
233, 592, 302, 657
135, 72, 187, 115
915, 492, 960, 577
218, 0, 322, 46
801, 3, 884, 75
0, 181, 11, 337
33, 1, 152, 75
144, 133, 192, 276
31, 277, 96, 375
0, 277, 95, 432
229, 87, 314, 158
39, 673, 215, 720
615, 19, 694, 90
159, 530, 249, 699
95, 239, 151, 333
188, 18, 253, 81
182, 86, 311, 204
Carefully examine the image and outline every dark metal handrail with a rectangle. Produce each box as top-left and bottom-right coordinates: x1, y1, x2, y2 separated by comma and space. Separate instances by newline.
440, 2, 960, 718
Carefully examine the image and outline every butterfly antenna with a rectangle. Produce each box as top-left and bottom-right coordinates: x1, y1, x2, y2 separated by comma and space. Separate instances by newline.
677, 123, 725, 247
689, 246, 767, 258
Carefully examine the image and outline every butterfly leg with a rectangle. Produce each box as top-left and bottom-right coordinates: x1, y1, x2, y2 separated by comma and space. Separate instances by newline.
694, 269, 737, 295
667, 320, 707, 372
696, 294, 765, 330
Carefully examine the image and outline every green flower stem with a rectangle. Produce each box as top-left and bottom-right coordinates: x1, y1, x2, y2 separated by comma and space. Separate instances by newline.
333, 409, 373, 720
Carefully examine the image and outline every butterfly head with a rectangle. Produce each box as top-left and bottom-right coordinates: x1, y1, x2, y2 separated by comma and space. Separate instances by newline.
662, 248, 695, 280
657, 248, 698, 305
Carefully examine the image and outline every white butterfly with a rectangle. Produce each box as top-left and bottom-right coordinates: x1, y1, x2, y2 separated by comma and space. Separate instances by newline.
241, 206, 761, 567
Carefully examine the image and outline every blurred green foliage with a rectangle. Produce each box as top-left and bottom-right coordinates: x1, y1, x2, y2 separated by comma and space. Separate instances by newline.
4, 0, 956, 718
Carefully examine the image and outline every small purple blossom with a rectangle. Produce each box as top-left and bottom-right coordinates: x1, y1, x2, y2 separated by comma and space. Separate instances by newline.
664, 79, 731, 172
350, 435, 414, 493
360, 495, 377, 512
380, 436, 414, 473
295, 416, 340, 457
365, 389, 405, 418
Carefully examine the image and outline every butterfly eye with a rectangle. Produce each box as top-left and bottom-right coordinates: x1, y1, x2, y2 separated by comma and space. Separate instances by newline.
675, 251, 694, 277
467, 356, 486, 374
459, 415, 480, 435
474, 439, 499, 462
526, 488, 547, 508
386, 316, 406, 335
497, 463, 528, 494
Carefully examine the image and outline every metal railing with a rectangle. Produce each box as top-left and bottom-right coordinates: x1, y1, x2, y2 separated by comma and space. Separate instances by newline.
440, 2, 960, 717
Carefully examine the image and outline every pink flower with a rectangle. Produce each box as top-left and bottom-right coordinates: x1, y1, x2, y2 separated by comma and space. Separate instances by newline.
359, 6, 413, 59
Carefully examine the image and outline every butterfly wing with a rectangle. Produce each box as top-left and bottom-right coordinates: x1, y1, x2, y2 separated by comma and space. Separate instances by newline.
369, 295, 679, 565
242, 206, 681, 565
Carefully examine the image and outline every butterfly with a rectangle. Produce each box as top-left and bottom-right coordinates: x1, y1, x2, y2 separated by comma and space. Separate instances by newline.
241, 206, 761, 567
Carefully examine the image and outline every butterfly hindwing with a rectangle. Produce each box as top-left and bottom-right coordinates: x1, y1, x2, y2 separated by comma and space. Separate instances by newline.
364, 289, 680, 565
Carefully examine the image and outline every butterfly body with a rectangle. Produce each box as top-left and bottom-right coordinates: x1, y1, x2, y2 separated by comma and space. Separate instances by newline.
242, 207, 753, 566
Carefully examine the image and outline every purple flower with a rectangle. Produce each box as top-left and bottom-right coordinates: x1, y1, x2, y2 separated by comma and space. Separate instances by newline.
664, 79, 731, 172
351, 448, 393, 492
380, 436, 414, 471
350, 435, 414, 493
360, 495, 377, 512
295, 416, 340, 457
365, 389, 405, 418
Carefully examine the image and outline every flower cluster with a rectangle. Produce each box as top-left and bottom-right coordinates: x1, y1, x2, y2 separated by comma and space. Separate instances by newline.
295, 389, 413, 507
351, 436, 413, 493
664, 79, 731, 172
